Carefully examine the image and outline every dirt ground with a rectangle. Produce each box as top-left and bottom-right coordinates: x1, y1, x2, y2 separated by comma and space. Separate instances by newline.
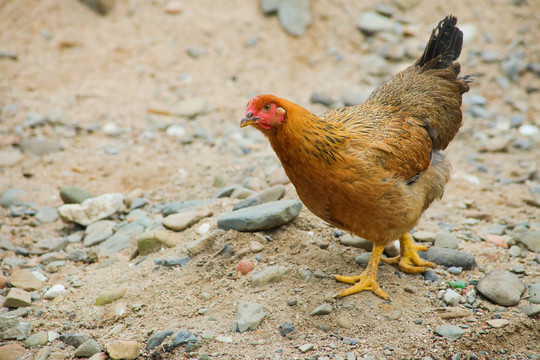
1, 0, 539, 359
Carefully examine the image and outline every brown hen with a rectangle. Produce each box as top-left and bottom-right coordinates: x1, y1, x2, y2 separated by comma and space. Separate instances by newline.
241, 16, 470, 299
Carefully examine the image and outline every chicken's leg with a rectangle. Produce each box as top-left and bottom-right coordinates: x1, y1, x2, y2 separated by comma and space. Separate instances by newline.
381, 232, 435, 273
334, 244, 388, 299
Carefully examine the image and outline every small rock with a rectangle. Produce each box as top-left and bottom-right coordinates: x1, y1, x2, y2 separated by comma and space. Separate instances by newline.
59, 333, 91, 348
419, 246, 475, 270
153, 257, 190, 267
84, 220, 116, 247
162, 209, 212, 231
186, 229, 225, 255
516, 230, 540, 252
19, 138, 63, 155
60, 185, 93, 204
236, 259, 255, 275
233, 197, 261, 210
486, 319, 510, 328
186, 46, 209, 58
164, 0, 182, 14
298, 343, 314, 353
435, 307, 472, 319
267, 166, 290, 186
137, 229, 180, 255
0, 150, 24, 167
175, 98, 211, 118
251, 265, 289, 287
412, 230, 436, 243
232, 302, 267, 333
95, 287, 127, 305
0, 343, 25, 360
24, 331, 49, 347
1, 188, 30, 208
277, 0, 312, 37
357, 11, 402, 35
340, 234, 372, 251
528, 282, 540, 304
354, 252, 371, 266
435, 324, 465, 341
341, 85, 370, 106
31, 237, 69, 254
520, 304, 540, 317
434, 231, 460, 249
508, 245, 522, 257
43, 284, 66, 300
200, 330, 214, 340
172, 330, 199, 350
35, 206, 59, 223
35, 346, 52, 360
310, 92, 335, 106
443, 289, 463, 306
160, 199, 215, 216
74, 339, 101, 357
57, 193, 125, 226
96, 222, 144, 255
310, 303, 333, 316
0, 316, 32, 340
104, 341, 140, 360
261, 0, 279, 14
476, 271, 525, 306
279, 322, 295, 337
9, 269, 44, 291
4, 288, 32, 308
253, 184, 286, 203
336, 315, 353, 329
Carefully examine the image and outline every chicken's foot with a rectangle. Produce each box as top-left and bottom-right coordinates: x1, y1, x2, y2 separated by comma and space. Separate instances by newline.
334, 244, 388, 299
381, 232, 435, 273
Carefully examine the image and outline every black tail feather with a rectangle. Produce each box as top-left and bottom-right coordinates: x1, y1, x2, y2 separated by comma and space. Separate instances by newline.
416, 15, 463, 69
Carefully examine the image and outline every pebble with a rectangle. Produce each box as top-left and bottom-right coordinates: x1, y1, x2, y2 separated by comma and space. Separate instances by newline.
162, 209, 212, 231
298, 343, 314, 353
59, 185, 93, 204
19, 138, 63, 155
0, 343, 25, 360
435, 324, 465, 341
443, 289, 463, 306
251, 265, 289, 287
357, 11, 402, 35
412, 230, 436, 243
0, 149, 24, 167
253, 184, 286, 203
277, 0, 312, 37
58, 193, 125, 226
233, 197, 261, 210
74, 339, 101, 357
340, 234, 372, 251
4, 288, 32, 307
217, 199, 302, 232
355, 253, 371, 266
508, 245, 522, 257
528, 282, 540, 304
476, 271, 525, 306
336, 315, 353, 329
160, 199, 215, 216
186, 229, 225, 255
24, 331, 49, 347
237, 259, 255, 275
84, 220, 116, 247
95, 287, 127, 305
172, 330, 199, 350
43, 284, 66, 300
35, 206, 59, 223
516, 230, 540, 252
231, 187, 255, 199
137, 229, 179, 255
9, 269, 44, 291
279, 322, 295, 337
341, 85, 370, 106
1, 188, 31, 208
31, 237, 69, 254
448, 266, 463, 275
233, 302, 267, 332
310, 92, 335, 106
35, 346, 52, 360
267, 166, 290, 186
520, 304, 540, 317
310, 303, 333, 316
104, 340, 140, 360
0, 316, 32, 340
96, 222, 144, 255
200, 330, 214, 340
260, 0, 279, 14
419, 246, 476, 270
434, 231, 460, 249
175, 97, 210, 118
59, 333, 91, 348
164, 0, 182, 14
435, 307, 472, 319
486, 319, 510, 328
153, 257, 190, 267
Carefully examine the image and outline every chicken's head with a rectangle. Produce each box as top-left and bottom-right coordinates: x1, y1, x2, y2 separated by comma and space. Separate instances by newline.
241, 95, 286, 130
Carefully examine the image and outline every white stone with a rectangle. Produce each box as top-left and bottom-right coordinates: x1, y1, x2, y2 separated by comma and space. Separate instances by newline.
43, 284, 66, 300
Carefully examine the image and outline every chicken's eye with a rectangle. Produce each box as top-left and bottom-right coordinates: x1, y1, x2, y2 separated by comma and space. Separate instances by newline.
263, 104, 272, 112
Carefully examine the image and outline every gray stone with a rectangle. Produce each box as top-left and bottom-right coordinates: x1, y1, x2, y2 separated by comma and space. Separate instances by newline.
357, 11, 402, 35
358, 53, 389, 77
160, 199, 215, 216
476, 271, 525, 306
0, 316, 32, 340
153, 257, 190, 267
1, 188, 30, 208
527, 282, 540, 304
341, 85, 370, 106
434, 231, 460, 249
517, 230, 540, 252
24, 331, 49, 347
31, 237, 69, 254
217, 199, 302, 232
251, 265, 289, 287
261, 0, 279, 14
95, 222, 144, 255
279, 322, 295, 337
419, 246, 475, 270
508, 245, 522, 257
520, 304, 540, 317
146, 330, 173, 351
0, 236, 15, 251
233, 196, 261, 210
57, 193, 125, 226
186, 46, 208, 58
435, 324, 465, 341
162, 209, 212, 231
59, 333, 92, 348
232, 302, 267, 333
298, 343, 314, 353
254, 184, 286, 203
84, 220, 116, 247
74, 339, 101, 357
175, 97, 210, 118
340, 234, 372, 251
443, 289, 462, 306
310, 303, 333, 316
60, 185, 93, 204
213, 186, 239, 199
354, 252, 372, 266
24, 112, 48, 128
19, 138, 63, 155
412, 230, 436, 243
187, 229, 225, 255
0, 149, 24, 167
35, 206, 59, 223
278, 0, 311, 37
310, 92, 335, 107
4, 288, 32, 307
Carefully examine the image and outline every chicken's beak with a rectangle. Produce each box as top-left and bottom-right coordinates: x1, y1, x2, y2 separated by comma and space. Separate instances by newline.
240, 115, 260, 128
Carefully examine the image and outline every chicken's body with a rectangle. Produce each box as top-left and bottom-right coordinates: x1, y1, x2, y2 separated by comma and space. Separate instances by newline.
241, 16, 470, 299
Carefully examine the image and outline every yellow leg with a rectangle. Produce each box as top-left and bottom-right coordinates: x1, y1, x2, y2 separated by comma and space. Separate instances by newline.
380, 232, 435, 273
334, 244, 388, 299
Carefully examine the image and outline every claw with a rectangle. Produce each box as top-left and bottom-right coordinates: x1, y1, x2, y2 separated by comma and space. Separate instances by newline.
381, 233, 436, 274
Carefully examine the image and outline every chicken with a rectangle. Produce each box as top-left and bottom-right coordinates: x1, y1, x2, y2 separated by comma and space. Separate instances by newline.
240, 16, 470, 299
